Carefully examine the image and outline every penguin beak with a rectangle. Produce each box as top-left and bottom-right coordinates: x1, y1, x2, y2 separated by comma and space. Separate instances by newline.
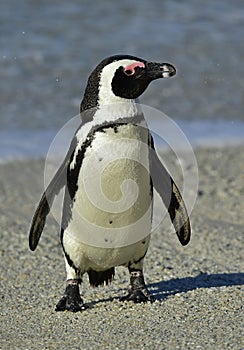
146, 62, 176, 80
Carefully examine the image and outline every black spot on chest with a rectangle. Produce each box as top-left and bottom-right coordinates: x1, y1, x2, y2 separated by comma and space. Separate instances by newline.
61, 117, 148, 230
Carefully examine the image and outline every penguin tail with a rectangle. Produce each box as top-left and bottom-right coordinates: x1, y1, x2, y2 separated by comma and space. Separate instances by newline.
88, 268, 115, 287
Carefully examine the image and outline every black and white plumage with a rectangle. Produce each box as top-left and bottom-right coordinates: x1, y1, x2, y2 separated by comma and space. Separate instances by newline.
29, 55, 191, 312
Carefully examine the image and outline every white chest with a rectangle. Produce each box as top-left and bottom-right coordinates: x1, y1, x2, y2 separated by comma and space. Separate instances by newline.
65, 123, 152, 250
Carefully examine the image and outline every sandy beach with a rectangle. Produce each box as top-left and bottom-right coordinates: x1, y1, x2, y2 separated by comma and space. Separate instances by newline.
0, 145, 243, 350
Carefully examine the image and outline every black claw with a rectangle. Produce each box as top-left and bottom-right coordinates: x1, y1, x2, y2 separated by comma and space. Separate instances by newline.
55, 284, 87, 312
120, 270, 154, 303
55, 295, 69, 312
120, 289, 154, 303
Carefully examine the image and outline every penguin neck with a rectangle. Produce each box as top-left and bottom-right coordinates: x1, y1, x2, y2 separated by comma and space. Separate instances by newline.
94, 99, 142, 125
80, 84, 137, 116
98, 80, 135, 106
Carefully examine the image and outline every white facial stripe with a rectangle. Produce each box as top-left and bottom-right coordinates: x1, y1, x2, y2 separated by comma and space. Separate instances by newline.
98, 59, 141, 104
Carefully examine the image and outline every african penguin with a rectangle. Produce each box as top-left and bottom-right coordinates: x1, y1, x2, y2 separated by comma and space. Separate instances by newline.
29, 55, 191, 312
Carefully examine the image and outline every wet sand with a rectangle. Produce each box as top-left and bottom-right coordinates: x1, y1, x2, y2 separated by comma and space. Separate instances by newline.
0, 146, 243, 349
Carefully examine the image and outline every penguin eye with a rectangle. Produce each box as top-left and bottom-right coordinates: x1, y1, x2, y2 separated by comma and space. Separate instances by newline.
124, 69, 134, 76
123, 62, 145, 77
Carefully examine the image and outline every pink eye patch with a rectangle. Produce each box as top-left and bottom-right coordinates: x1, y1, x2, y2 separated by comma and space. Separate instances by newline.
124, 61, 145, 76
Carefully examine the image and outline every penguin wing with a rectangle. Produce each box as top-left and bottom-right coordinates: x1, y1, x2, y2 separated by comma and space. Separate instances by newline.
149, 138, 191, 245
29, 136, 77, 251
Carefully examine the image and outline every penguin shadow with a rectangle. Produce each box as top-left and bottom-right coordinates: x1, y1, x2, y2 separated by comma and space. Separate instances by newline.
85, 295, 120, 309
83, 272, 243, 309
148, 272, 244, 301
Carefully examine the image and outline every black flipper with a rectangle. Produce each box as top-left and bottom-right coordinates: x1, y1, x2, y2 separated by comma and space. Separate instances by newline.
29, 136, 78, 251
149, 138, 191, 246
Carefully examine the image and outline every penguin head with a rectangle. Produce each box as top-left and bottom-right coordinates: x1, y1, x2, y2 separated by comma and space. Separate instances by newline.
81, 55, 176, 110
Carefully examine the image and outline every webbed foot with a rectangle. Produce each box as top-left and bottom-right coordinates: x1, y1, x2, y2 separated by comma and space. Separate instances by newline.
120, 270, 154, 303
55, 281, 87, 312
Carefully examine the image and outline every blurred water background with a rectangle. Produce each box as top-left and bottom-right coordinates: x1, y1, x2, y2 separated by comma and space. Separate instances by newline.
0, 0, 243, 161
